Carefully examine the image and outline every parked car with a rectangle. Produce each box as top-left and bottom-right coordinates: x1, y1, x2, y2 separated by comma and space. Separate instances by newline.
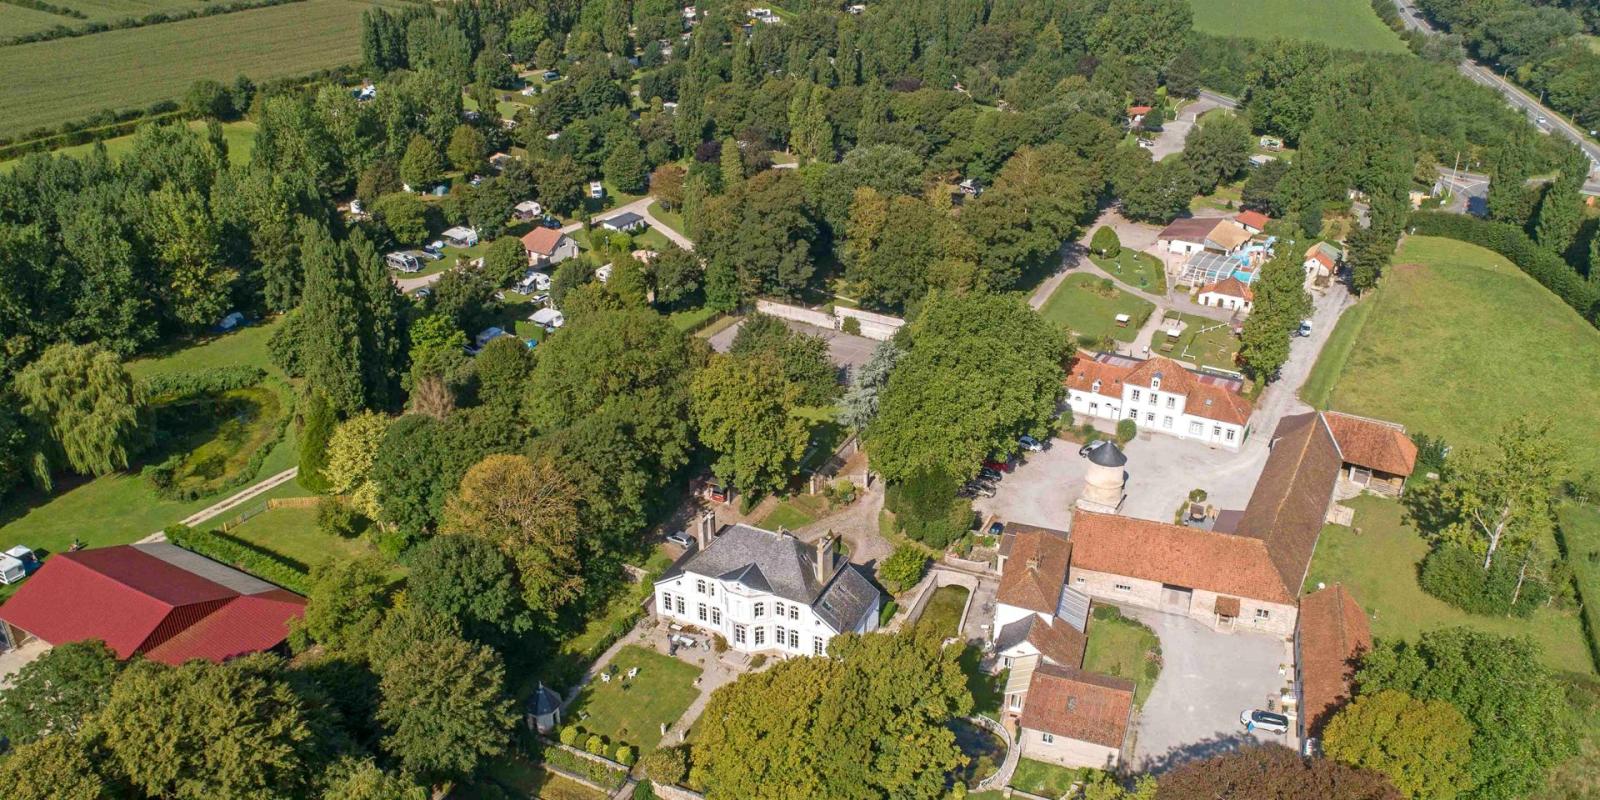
420, 244, 444, 261
1297, 319, 1313, 337
987, 521, 1004, 537
414, 287, 432, 299
982, 458, 1014, 474
1018, 435, 1044, 452
542, 216, 562, 228
706, 483, 729, 503
665, 531, 694, 548
1241, 709, 1290, 734
977, 466, 1003, 483
959, 482, 996, 499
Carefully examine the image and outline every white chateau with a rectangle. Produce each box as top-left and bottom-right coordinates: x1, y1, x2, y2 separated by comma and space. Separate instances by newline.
653, 521, 880, 656
1064, 354, 1252, 450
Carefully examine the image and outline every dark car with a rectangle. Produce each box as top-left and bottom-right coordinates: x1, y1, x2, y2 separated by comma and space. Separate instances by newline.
977, 466, 1002, 482
1241, 709, 1290, 734
987, 521, 1004, 537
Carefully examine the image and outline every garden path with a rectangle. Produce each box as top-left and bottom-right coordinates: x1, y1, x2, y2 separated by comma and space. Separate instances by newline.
792, 480, 890, 567
138, 466, 300, 542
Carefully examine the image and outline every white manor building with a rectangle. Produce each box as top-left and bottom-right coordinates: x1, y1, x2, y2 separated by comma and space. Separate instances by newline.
653, 522, 880, 657
1064, 354, 1252, 450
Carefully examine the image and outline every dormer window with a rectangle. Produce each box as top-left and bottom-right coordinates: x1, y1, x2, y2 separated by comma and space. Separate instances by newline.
1151, 372, 1162, 391
1091, 379, 1101, 393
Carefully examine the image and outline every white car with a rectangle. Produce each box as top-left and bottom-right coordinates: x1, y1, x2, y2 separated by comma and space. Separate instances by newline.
665, 531, 694, 548
1241, 709, 1290, 734
1018, 435, 1045, 452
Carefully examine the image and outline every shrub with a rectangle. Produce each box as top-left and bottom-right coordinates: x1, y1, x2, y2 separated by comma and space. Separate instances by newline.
559, 725, 579, 746
951, 782, 968, 799
841, 316, 861, 335
297, 390, 335, 494
1090, 225, 1122, 257
317, 499, 366, 538
1413, 431, 1449, 475
749, 654, 768, 668
165, 525, 309, 593
1419, 543, 1549, 617
712, 634, 728, 654
585, 734, 607, 755
540, 743, 627, 790
138, 367, 265, 400
1116, 418, 1137, 444
641, 746, 688, 785
878, 600, 898, 627
826, 478, 857, 505
1188, 488, 1208, 502
615, 745, 635, 766
878, 544, 929, 593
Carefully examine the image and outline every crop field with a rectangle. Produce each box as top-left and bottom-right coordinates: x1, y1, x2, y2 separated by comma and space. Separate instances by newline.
50, 0, 213, 22
0, 3, 72, 37
0, 0, 389, 138
1189, 0, 1409, 54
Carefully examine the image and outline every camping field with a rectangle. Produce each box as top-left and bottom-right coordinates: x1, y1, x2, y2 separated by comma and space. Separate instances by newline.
0, 0, 389, 138
1305, 236, 1600, 479
1188, 0, 1409, 54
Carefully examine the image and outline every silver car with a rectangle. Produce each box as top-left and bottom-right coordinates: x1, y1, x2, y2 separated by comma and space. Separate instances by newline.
1241, 709, 1289, 734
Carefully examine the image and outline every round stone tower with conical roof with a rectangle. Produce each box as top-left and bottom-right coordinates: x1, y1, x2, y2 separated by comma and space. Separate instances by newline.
1076, 439, 1127, 513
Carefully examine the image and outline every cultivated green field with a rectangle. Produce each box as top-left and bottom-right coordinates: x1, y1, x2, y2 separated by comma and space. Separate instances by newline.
1306, 236, 1600, 478
0, 3, 74, 37
0, 0, 389, 138
1189, 0, 1409, 53
51, 0, 213, 22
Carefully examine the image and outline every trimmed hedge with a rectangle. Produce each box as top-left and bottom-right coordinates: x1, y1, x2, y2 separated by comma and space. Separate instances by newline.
1408, 212, 1600, 326
0, 0, 304, 47
538, 741, 628, 791
165, 524, 310, 593
140, 366, 266, 400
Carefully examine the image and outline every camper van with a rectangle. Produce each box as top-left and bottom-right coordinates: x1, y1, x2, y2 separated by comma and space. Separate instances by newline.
386, 252, 422, 272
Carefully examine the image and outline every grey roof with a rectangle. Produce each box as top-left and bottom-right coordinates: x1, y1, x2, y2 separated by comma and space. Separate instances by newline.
815, 564, 878, 632
132, 542, 277, 595
1080, 440, 1127, 468
1055, 586, 1091, 632
528, 683, 561, 716
603, 211, 645, 227
994, 615, 1041, 653
656, 524, 879, 631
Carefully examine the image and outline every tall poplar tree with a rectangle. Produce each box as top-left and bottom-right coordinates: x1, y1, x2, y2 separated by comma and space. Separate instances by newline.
297, 221, 366, 414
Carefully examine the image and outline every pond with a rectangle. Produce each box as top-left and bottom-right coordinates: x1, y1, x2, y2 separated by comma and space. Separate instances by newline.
145, 385, 284, 496
949, 717, 1006, 790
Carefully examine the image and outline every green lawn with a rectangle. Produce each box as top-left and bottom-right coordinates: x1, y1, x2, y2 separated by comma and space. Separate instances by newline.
667, 305, 719, 333
1299, 297, 1372, 408
1310, 236, 1600, 479
126, 316, 286, 380
1559, 502, 1600, 672
647, 201, 686, 238
0, 0, 401, 138
1305, 494, 1595, 675
568, 645, 703, 753
1189, 179, 1245, 214
1189, 0, 1409, 53
960, 645, 1006, 718
0, 3, 76, 38
1010, 759, 1087, 797
917, 585, 970, 638
5, 119, 259, 172
1039, 273, 1156, 343
1083, 606, 1161, 707
1090, 250, 1165, 294
223, 497, 377, 570
757, 500, 817, 531
1160, 311, 1240, 371
475, 759, 610, 800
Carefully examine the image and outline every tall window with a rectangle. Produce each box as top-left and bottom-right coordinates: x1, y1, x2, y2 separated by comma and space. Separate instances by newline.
660, 593, 673, 614
697, 603, 707, 621
1009, 694, 1022, 711
711, 608, 722, 625
1189, 421, 1202, 435
1162, 416, 1173, 429
776, 625, 787, 647
788, 606, 799, 621
754, 627, 766, 646
695, 579, 706, 594
733, 624, 747, 644
788, 629, 799, 648
754, 603, 765, 618
1166, 397, 1176, 409
813, 637, 824, 656
774, 602, 785, 616
1130, 389, 1141, 402
1227, 429, 1236, 441
707, 584, 715, 597
675, 596, 684, 614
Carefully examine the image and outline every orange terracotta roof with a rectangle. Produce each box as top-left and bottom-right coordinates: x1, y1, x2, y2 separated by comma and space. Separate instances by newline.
1199, 277, 1253, 301
1322, 412, 1417, 477
1070, 510, 1294, 605
1127, 106, 1153, 115
1064, 357, 1133, 400
1214, 595, 1241, 617
1297, 585, 1371, 736
520, 227, 566, 256
1233, 413, 1344, 599
1187, 382, 1252, 426
1018, 664, 1135, 748
1235, 210, 1270, 230
1307, 250, 1335, 271
998, 524, 1072, 614
1124, 356, 1197, 395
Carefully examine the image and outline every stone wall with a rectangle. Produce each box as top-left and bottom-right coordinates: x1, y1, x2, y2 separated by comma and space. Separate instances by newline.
650, 782, 707, 800
834, 306, 905, 340
1017, 724, 1122, 770
753, 299, 906, 341
1069, 567, 1297, 637
755, 299, 835, 329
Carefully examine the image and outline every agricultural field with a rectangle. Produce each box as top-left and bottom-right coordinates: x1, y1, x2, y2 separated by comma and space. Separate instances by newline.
1304, 236, 1600, 478
0, 0, 392, 138
0, 3, 74, 38
0, 120, 256, 173
1189, 0, 1409, 54
50, 0, 213, 23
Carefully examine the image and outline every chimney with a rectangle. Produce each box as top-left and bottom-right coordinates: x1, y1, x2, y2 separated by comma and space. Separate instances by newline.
815, 533, 837, 584
696, 510, 715, 550
1026, 555, 1040, 572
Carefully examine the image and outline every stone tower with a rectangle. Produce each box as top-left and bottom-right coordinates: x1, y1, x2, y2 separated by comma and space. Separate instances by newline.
1076, 440, 1127, 513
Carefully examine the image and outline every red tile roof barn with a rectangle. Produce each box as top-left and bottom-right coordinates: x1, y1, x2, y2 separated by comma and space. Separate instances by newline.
1322, 412, 1418, 477
1234, 210, 1270, 230
520, 227, 566, 256
0, 545, 304, 665
998, 523, 1073, 614
1070, 511, 1295, 604
1018, 664, 1136, 748
1233, 413, 1344, 600
1297, 584, 1371, 736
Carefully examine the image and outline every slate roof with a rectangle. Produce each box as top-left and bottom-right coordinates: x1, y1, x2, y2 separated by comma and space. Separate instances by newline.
1297, 584, 1371, 736
1081, 440, 1127, 468
997, 523, 1072, 614
602, 211, 645, 228
1322, 412, 1417, 477
1018, 664, 1135, 749
0, 545, 303, 664
657, 524, 879, 633
994, 615, 1087, 669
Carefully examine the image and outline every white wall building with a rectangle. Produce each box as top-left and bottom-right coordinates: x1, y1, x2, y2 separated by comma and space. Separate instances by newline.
654, 523, 880, 657
1064, 355, 1252, 450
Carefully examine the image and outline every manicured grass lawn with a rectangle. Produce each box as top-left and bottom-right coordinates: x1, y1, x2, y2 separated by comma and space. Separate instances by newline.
126, 316, 286, 381
1189, 179, 1245, 214
960, 645, 1006, 717
1305, 494, 1595, 675
1040, 273, 1155, 343
758, 500, 817, 531
647, 201, 686, 237
568, 644, 703, 753
1189, 0, 1409, 53
917, 585, 970, 638
1083, 606, 1161, 707
1312, 236, 1600, 479
633, 226, 673, 252
1010, 759, 1086, 797
0, 0, 405, 138
1159, 311, 1240, 371
1090, 250, 1166, 294
667, 305, 719, 332
224, 498, 376, 570
1299, 297, 1372, 409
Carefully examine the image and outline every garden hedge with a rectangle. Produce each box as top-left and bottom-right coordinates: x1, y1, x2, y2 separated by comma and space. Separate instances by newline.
1407, 212, 1600, 327
165, 524, 310, 593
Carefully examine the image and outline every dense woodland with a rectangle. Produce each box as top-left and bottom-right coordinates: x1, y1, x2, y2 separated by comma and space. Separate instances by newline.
0, 0, 1598, 797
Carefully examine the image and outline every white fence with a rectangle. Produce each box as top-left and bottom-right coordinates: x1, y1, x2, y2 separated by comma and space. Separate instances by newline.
754, 300, 905, 341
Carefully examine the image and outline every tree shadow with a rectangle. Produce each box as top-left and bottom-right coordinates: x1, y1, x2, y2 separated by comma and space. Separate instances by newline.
1135, 732, 1261, 775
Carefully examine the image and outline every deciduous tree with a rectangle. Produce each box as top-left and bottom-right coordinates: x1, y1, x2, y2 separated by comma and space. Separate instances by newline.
13, 342, 142, 482
0, 640, 120, 746
445, 454, 583, 618
691, 352, 810, 498
376, 630, 517, 784
0, 734, 115, 800
292, 555, 392, 654
1322, 689, 1474, 800
324, 411, 393, 518
1154, 745, 1400, 799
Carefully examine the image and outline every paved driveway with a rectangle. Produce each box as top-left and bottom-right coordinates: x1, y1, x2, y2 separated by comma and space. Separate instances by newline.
1146, 97, 1228, 161
1123, 606, 1293, 772
0, 639, 49, 686
707, 317, 877, 373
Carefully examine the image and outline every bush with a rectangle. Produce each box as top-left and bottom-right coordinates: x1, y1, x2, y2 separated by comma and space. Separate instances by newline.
825, 478, 857, 505
615, 745, 635, 766
138, 367, 265, 400
585, 734, 607, 756
540, 742, 627, 790
297, 390, 335, 494
1116, 418, 1138, 444
749, 654, 768, 668
559, 725, 579, 746
878, 544, 929, 593
1188, 488, 1208, 502
165, 525, 309, 593
841, 316, 861, 335
317, 499, 366, 538
641, 746, 688, 785
878, 600, 898, 627
1090, 225, 1122, 258
1413, 431, 1449, 475
712, 634, 728, 654
1419, 543, 1550, 617
885, 466, 972, 549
